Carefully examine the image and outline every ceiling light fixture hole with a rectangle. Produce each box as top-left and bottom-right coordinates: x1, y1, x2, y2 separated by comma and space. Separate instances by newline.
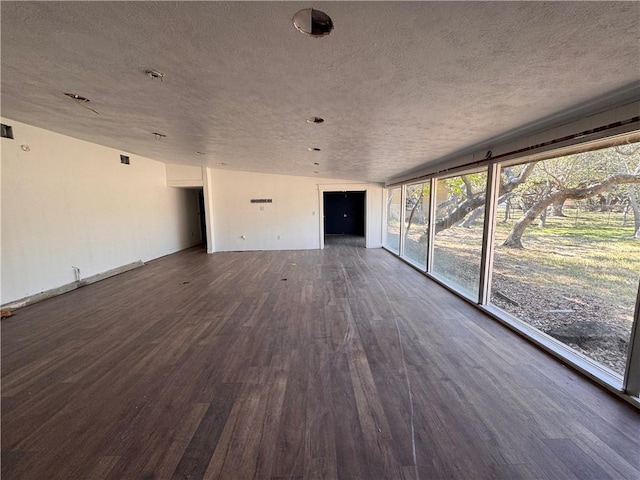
309, 147, 321, 152
293, 9, 333, 38
146, 70, 164, 81
63, 92, 89, 103
306, 117, 324, 124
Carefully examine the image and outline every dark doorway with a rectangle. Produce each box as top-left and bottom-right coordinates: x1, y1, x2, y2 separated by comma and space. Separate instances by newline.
323, 191, 365, 236
197, 188, 207, 246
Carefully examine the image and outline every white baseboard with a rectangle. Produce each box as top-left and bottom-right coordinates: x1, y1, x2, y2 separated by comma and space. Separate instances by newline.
1, 260, 144, 310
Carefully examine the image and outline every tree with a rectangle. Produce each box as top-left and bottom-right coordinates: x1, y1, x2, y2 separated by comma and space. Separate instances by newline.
434, 163, 536, 234
616, 144, 640, 238
551, 198, 567, 217
404, 183, 427, 236
503, 173, 640, 248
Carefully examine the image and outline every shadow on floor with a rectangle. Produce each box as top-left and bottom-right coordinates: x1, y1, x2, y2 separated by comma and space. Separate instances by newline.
324, 234, 365, 248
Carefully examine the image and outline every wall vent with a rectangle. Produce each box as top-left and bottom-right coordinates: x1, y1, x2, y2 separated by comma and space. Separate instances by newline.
120, 154, 130, 165
250, 199, 273, 204
1, 124, 14, 139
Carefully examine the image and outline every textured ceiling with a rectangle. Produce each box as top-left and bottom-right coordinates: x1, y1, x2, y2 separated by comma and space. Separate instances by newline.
2, 2, 639, 183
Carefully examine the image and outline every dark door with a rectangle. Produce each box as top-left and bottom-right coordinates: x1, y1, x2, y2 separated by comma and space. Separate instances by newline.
197, 189, 207, 245
323, 191, 365, 235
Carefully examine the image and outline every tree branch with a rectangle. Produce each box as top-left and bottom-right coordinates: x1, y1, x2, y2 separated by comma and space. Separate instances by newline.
503, 173, 640, 248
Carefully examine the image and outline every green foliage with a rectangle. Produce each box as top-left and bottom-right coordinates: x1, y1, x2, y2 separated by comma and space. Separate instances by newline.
439, 172, 486, 197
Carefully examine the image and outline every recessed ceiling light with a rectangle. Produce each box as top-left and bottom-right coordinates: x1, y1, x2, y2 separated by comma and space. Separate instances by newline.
152, 132, 167, 140
309, 147, 321, 152
220, 162, 228, 166
306, 116, 324, 124
313, 171, 319, 174
196, 151, 205, 155
313, 162, 320, 165
293, 9, 334, 38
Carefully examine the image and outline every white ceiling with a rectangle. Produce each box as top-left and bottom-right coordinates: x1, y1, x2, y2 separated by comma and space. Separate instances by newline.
2, 2, 639, 183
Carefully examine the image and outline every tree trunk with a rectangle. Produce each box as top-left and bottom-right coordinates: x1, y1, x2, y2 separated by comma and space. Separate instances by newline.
628, 186, 640, 239
551, 198, 567, 217
502, 173, 640, 248
461, 175, 474, 199
538, 207, 547, 227
435, 195, 485, 233
405, 186, 425, 236
434, 163, 538, 235
460, 193, 514, 228
460, 205, 484, 228
503, 198, 511, 223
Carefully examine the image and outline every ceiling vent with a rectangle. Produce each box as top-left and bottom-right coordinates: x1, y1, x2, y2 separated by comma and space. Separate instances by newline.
1, 124, 14, 139
293, 9, 333, 38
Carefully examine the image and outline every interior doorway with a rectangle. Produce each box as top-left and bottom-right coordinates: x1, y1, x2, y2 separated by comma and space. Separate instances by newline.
323, 191, 366, 247
197, 188, 207, 246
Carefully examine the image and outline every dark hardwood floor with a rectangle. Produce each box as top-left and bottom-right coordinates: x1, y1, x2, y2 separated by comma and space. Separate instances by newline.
2, 244, 639, 480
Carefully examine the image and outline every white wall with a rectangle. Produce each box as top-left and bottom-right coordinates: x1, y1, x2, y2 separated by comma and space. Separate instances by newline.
1, 118, 202, 304
165, 164, 203, 187
210, 169, 383, 252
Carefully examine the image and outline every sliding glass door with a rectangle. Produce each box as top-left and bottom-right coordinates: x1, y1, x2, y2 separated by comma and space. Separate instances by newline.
384, 187, 401, 254
402, 182, 430, 270
490, 145, 639, 376
431, 169, 488, 299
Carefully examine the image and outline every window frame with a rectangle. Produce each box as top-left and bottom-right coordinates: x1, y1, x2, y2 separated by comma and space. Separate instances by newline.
383, 131, 640, 405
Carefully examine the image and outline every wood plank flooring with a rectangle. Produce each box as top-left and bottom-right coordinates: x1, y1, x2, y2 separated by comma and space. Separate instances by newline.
2, 241, 639, 480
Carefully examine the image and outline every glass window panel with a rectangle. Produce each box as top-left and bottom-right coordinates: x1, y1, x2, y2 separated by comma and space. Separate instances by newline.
491, 143, 640, 376
432, 169, 488, 297
402, 182, 430, 269
385, 187, 401, 253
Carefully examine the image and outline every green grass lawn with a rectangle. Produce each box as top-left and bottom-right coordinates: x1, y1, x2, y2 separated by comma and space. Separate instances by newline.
494, 208, 640, 310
